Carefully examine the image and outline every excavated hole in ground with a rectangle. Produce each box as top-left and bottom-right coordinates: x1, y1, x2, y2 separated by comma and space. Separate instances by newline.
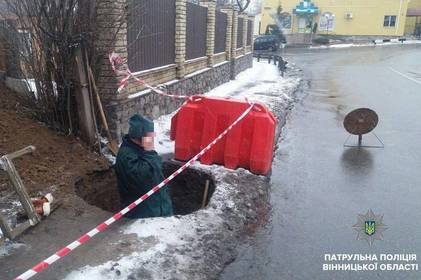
75, 160, 216, 215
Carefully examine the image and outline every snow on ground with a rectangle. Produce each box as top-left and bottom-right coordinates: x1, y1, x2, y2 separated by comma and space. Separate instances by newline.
64, 165, 238, 280
0, 241, 25, 257
64, 60, 301, 279
310, 39, 421, 50
64, 162, 251, 280
65, 211, 224, 279
0, 198, 24, 249
205, 60, 299, 105
154, 112, 176, 155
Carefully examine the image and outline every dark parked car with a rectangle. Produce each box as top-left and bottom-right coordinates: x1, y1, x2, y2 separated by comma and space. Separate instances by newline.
253, 35, 281, 51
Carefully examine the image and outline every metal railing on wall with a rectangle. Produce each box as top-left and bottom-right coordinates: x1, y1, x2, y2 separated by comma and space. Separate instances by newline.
122, 0, 254, 83
215, 10, 227, 54
237, 17, 244, 48
127, 0, 176, 72
186, 2, 207, 60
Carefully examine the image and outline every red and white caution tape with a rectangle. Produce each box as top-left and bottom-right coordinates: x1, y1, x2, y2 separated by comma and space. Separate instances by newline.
108, 53, 188, 99
14, 101, 255, 280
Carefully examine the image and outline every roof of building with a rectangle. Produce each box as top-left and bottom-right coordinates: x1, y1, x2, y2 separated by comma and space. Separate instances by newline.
407, 8, 421, 16
293, 0, 319, 15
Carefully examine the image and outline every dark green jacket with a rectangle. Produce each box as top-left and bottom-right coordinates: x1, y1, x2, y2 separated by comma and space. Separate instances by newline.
115, 135, 173, 218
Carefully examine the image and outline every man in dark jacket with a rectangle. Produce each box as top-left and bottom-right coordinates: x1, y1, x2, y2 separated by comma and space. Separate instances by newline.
115, 114, 173, 218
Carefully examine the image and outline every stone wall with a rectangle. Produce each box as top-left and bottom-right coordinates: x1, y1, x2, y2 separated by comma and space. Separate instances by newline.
125, 65, 177, 95
231, 52, 253, 78
106, 60, 232, 140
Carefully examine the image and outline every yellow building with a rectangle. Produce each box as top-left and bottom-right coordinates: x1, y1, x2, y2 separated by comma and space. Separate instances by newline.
404, 0, 421, 36
261, 0, 411, 37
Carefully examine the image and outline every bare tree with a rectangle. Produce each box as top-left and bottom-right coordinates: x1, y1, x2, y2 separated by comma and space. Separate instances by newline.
1, 0, 124, 136
236, 0, 252, 12
247, 0, 262, 15
216, 0, 252, 12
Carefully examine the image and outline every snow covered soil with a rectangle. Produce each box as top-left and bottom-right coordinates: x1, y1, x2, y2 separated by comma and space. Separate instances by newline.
65, 164, 270, 280
0, 241, 25, 257
310, 39, 421, 49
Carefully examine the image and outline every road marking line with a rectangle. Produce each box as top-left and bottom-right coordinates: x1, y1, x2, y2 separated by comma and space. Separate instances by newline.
389, 67, 421, 86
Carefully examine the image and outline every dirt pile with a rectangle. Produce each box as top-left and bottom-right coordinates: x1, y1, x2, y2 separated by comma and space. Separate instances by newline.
0, 83, 109, 208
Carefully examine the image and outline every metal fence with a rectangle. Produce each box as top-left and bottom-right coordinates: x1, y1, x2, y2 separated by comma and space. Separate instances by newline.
186, 2, 207, 60
237, 17, 244, 48
247, 20, 253, 46
126, 1, 253, 73
127, 0, 176, 72
214, 10, 227, 54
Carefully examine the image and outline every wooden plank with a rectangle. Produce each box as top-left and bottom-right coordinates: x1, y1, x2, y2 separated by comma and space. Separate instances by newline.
2, 155, 40, 226
201, 180, 210, 209
87, 66, 119, 156
75, 48, 97, 147
2, 146, 35, 161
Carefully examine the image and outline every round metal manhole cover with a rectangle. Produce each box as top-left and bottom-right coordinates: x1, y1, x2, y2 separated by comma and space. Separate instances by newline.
343, 108, 379, 135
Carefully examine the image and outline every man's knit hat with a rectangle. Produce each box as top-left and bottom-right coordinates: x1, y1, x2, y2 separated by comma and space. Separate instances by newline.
128, 114, 154, 139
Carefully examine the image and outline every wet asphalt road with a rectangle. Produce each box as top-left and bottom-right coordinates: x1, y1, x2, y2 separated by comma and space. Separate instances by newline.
221, 45, 421, 280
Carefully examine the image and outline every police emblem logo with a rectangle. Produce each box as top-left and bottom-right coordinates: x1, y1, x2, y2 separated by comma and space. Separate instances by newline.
365, 220, 376, 236
353, 209, 387, 246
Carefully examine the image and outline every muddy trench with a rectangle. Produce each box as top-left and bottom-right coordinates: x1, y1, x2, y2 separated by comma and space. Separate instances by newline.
75, 160, 216, 216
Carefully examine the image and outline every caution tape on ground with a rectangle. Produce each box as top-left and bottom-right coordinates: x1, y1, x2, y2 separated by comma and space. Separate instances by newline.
109, 53, 188, 99
14, 101, 256, 280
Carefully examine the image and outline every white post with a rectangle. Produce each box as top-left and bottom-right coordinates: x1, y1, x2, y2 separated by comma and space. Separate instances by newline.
395, 0, 404, 35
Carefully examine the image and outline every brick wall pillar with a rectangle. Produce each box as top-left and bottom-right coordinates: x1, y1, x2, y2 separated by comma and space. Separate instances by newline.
200, 0, 216, 67
229, 10, 239, 79
95, 0, 128, 100
241, 13, 248, 55
94, 0, 130, 140
220, 6, 233, 61
175, 0, 187, 79
231, 10, 238, 59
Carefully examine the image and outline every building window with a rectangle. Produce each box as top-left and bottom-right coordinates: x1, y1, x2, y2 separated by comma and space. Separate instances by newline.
384, 15, 396, 27
277, 12, 292, 29
320, 12, 335, 32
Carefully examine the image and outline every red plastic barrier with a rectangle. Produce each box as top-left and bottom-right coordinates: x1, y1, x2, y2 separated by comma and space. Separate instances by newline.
171, 96, 277, 175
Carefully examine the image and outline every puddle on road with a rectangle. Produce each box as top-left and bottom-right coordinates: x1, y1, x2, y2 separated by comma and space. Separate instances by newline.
340, 147, 374, 176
